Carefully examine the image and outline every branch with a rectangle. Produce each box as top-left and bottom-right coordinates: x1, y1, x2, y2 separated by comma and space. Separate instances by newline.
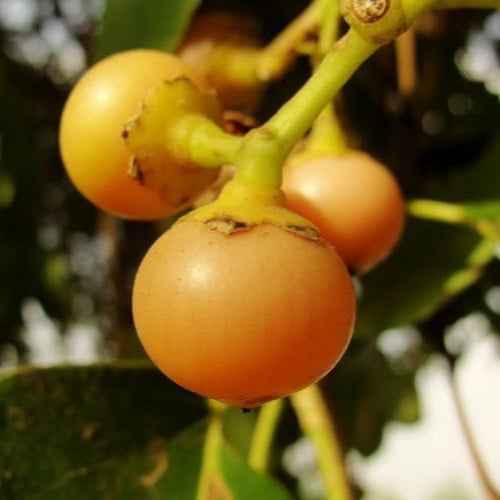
444, 361, 500, 500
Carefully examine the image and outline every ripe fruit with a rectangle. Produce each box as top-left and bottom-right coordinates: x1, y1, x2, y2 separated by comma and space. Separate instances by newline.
59, 49, 222, 220
132, 189, 356, 408
177, 12, 265, 113
282, 150, 405, 273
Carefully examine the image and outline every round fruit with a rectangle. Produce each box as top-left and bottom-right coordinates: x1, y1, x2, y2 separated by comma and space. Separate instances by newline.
132, 218, 355, 408
282, 150, 405, 273
59, 49, 221, 220
177, 12, 265, 113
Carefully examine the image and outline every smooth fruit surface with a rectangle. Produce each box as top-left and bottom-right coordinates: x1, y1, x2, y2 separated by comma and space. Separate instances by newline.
59, 49, 220, 219
132, 218, 356, 408
282, 151, 406, 273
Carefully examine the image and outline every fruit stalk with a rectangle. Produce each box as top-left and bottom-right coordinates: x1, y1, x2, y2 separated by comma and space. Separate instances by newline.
291, 385, 352, 500
256, 0, 323, 81
247, 399, 285, 472
408, 199, 500, 240
173, 113, 241, 168
251, 29, 376, 179
214, 27, 375, 194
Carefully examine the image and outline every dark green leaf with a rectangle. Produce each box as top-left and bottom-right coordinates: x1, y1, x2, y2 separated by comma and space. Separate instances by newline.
356, 136, 500, 337
356, 218, 496, 337
218, 444, 294, 500
322, 340, 420, 456
461, 200, 500, 220
0, 362, 208, 499
426, 135, 500, 203
95, 0, 201, 60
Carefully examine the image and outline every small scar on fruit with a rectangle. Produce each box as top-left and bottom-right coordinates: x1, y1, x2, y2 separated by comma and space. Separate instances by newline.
285, 224, 321, 241
205, 216, 250, 235
128, 158, 144, 183
231, 395, 278, 409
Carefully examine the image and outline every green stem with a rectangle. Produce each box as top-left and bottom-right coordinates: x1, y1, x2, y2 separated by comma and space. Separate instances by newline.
201, 0, 323, 90
231, 28, 376, 190
247, 398, 285, 472
316, 0, 341, 63
174, 114, 242, 168
196, 401, 226, 500
305, 0, 348, 156
179, 0, 493, 187
408, 199, 500, 239
441, 238, 496, 298
290, 385, 352, 500
265, 29, 375, 157
256, 0, 323, 81
305, 103, 349, 156
408, 199, 467, 225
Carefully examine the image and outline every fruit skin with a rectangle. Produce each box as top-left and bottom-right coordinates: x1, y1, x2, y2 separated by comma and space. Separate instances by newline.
59, 49, 221, 220
282, 150, 405, 274
132, 216, 355, 408
177, 12, 265, 113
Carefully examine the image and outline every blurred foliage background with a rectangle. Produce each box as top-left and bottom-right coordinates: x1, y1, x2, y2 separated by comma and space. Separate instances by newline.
0, 0, 499, 498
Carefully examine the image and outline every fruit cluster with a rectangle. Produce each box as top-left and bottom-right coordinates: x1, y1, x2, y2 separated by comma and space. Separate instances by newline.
59, 10, 406, 408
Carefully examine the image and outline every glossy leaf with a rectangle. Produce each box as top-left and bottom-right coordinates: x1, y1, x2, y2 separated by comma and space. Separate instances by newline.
461, 200, 500, 220
356, 219, 496, 337
95, 0, 201, 59
322, 340, 420, 456
356, 137, 500, 337
0, 363, 208, 499
217, 444, 294, 500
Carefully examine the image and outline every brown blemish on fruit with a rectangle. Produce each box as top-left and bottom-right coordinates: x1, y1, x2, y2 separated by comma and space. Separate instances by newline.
128, 157, 144, 183
285, 224, 321, 241
352, 0, 390, 23
205, 216, 250, 235
241, 395, 278, 407
204, 215, 322, 241
219, 394, 279, 409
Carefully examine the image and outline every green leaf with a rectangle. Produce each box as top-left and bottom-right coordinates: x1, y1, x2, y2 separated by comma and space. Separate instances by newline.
408, 198, 500, 239
218, 444, 294, 500
356, 136, 500, 337
356, 218, 496, 337
322, 340, 420, 456
461, 200, 500, 220
427, 134, 500, 203
0, 362, 208, 499
95, 0, 201, 60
